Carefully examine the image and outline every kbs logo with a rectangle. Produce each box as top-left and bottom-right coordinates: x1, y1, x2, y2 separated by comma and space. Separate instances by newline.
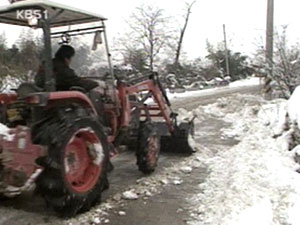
16, 9, 48, 20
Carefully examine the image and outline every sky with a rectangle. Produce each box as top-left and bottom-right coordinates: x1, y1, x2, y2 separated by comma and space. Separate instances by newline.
0, 0, 299, 59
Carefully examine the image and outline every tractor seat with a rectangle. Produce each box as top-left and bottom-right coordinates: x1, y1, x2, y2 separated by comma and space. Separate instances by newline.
17, 83, 43, 98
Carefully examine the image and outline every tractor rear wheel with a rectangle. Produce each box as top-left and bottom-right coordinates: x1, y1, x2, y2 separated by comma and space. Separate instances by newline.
136, 122, 160, 174
34, 112, 109, 217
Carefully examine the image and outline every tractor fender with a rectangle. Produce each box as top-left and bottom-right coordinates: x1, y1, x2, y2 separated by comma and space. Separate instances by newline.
0, 93, 17, 104
47, 91, 98, 115
38, 91, 98, 115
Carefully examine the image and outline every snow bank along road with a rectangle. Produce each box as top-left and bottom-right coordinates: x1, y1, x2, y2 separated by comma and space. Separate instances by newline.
186, 95, 300, 225
0, 83, 280, 225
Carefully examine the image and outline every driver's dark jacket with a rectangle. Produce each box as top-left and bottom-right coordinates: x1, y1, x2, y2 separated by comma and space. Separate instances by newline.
35, 58, 98, 91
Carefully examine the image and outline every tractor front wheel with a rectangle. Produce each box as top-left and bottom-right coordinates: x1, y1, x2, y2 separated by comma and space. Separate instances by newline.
136, 122, 160, 174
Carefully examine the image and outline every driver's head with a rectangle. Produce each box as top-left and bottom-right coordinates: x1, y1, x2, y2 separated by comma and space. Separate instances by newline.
55, 45, 75, 66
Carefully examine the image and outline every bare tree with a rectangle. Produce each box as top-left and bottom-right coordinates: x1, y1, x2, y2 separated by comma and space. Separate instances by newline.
123, 5, 171, 71
174, 1, 196, 66
253, 26, 300, 98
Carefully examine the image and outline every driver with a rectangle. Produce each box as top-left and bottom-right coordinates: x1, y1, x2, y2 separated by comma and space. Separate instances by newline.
35, 45, 98, 91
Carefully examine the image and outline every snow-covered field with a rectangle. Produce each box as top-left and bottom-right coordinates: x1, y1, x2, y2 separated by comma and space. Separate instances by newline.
186, 91, 300, 225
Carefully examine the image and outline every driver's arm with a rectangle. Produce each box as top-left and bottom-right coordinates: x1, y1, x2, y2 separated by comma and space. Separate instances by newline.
57, 67, 98, 91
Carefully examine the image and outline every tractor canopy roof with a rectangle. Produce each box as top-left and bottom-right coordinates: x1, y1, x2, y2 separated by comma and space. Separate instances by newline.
0, 0, 106, 27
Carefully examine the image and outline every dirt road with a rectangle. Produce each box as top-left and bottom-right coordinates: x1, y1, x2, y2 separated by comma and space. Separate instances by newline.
0, 85, 262, 225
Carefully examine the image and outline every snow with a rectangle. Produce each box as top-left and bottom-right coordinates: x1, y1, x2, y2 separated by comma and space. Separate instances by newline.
166, 77, 261, 101
187, 94, 300, 225
118, 211, 126, 216
122, 190, 139, 200
0, 123, 14, 141
288, 85, 300, 129
0, 123, 10, 136
291, 145, 300, 164
92, 217, 101, 224
180, 166, 193, 174
91, 143, 104, 166
228, 199, 273, 225
160, 179, 169, 185
173, 179, 183, 185
229, 76, 262, 88
259, 99, 288, 136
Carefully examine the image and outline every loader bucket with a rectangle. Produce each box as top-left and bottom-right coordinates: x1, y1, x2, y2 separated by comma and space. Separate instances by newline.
160, 121, 195, 155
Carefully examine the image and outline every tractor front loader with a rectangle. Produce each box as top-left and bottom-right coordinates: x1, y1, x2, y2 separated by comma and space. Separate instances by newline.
0, 0, 194, 216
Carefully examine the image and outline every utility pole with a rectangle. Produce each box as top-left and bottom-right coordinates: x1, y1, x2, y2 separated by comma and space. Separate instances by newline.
223, 24, 230, 78
264, 0, 274, 99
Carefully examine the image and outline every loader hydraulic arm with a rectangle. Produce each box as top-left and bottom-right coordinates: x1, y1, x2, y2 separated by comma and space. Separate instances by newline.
117, 73, 194, 155
118, 73, 174, 132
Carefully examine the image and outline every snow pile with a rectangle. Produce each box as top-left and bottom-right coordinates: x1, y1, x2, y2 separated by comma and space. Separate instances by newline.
258, 99, 288, 137
122, 190, 139, 200
201, 95, 264, 139
203, 94, 263, 117
187, 95, 300, 225
200, 94, 289, 140
229, 76, 261, 88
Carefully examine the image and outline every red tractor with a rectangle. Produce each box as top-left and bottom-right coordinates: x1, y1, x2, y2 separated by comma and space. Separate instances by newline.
0, 0, 194, 216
